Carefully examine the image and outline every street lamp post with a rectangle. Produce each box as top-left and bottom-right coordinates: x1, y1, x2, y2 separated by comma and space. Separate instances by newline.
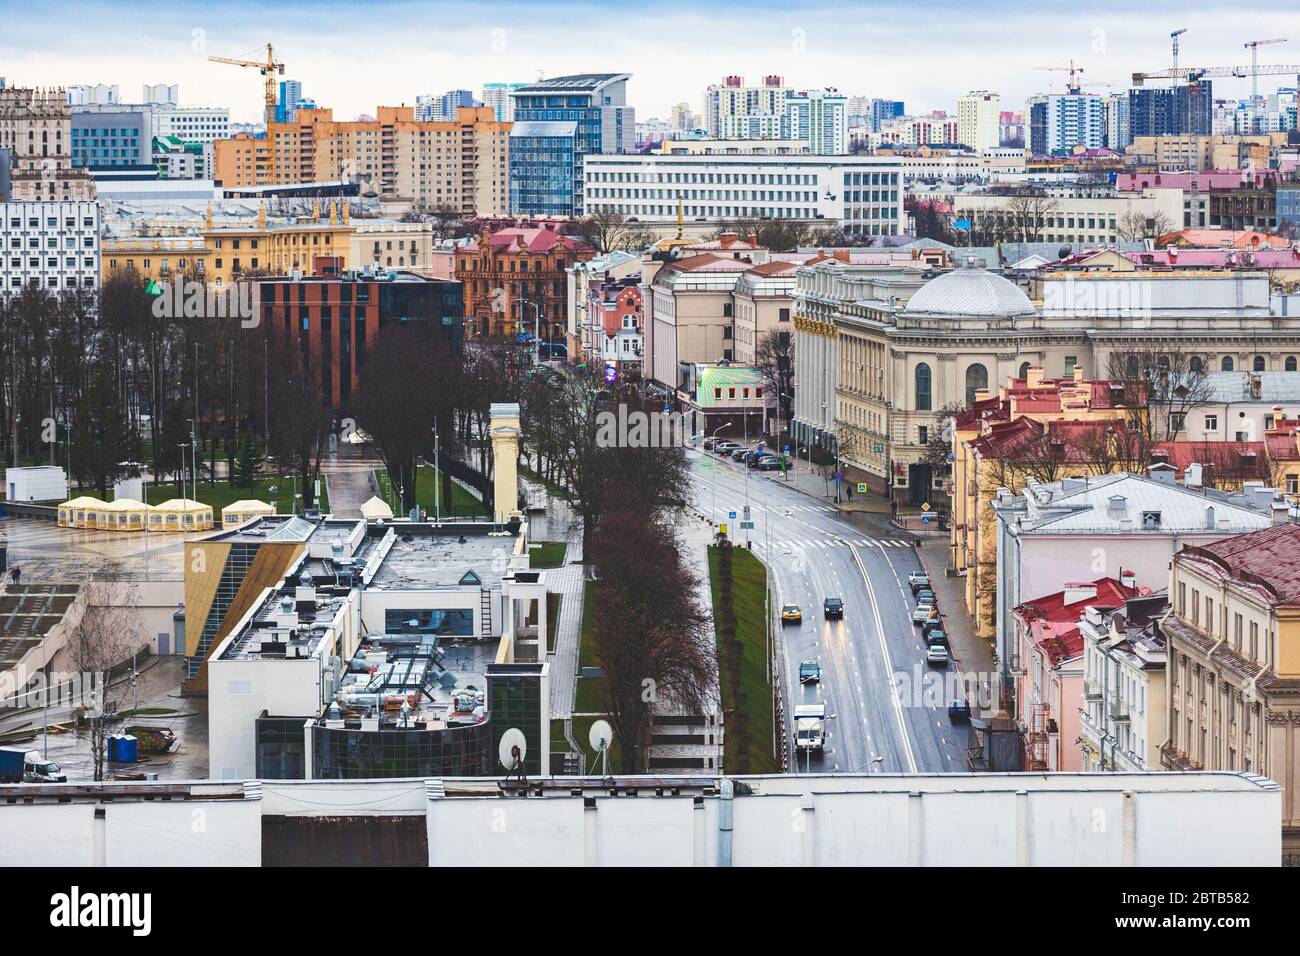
709, 421, 732, 529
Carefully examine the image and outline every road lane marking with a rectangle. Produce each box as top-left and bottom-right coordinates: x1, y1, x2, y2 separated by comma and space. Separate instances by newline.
846, 539, 919, 774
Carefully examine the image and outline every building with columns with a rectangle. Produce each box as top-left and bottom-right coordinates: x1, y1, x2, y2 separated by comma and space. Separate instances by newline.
792, 259, 1300, 501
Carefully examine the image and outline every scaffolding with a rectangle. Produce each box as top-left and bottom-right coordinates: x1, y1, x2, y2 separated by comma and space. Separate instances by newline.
1025, 703, 1051, 771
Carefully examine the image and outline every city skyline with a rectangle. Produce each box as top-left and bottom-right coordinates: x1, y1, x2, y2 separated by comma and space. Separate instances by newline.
4, 0, 1300, 123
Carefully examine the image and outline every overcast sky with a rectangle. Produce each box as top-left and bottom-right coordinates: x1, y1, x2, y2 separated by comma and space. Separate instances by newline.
3, 1, 1300, 123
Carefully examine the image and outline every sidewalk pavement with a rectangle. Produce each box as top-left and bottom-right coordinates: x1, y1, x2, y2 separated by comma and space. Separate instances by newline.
913, 536, 995, 683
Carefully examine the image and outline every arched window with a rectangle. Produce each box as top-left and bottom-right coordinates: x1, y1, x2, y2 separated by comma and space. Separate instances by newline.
1018, 361, 1031, 379
915, 363, 932, 411
1287, 356, 1297, 372
1189, 356, 1203, 374
1254, 355, 1266, 372
1126, 354, 1140, 378
1221, 356, 1234, 372
965, 363, 988, 405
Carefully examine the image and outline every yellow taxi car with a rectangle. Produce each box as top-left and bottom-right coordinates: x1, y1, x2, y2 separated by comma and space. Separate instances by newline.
781, 603, 802, 623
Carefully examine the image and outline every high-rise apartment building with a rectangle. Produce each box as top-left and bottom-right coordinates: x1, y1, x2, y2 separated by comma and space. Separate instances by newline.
957, 91, 1000, 151
142, 83, 179, 105
1104, 93, 1131, 149
212, 105, 510, 217
70, 108, 149, 168
1028, 93, 1105, 155
275, 79, 304, 124
416, 89, 477, 122
786, 89, 848, 153
0, 86, 96, 201
481, 82, 527, 122
704, 75, 789, 138
509, 73, 634, 218
1128, 83, 1213, 138
869, 98, 905, 132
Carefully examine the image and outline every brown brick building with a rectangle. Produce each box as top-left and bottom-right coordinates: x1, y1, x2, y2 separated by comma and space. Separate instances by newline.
454, 222, 593, 342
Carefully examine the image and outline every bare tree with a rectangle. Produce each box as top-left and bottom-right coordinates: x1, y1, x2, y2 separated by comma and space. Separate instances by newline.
572, 209, 634, 254
590, 508, 714, 771
1116, 210, 1177, 243
1106, 347, 1212, 464
1002, 193, 1059, 242
63, 577, 145, 782
520, 366, 692, 565
753, 329, 794, 427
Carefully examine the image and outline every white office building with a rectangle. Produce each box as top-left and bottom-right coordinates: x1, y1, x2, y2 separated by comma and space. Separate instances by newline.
0, 200, 100, 293
583, 154, 903, 232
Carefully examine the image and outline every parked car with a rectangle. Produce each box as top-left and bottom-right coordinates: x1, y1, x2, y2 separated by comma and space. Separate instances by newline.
755, 456, 786, 471
907, 572, 931, 594
702, 437, 718, 450
714, 441, 741, 456
781, 603, 802, 623
912, 601, 936, 625
925, 628, 949, 649
914, 588, 936, 605
743, 449, 769, 465
948, 698, 972, 721
730, 447, 751, 462
823, 596, 845, 619
926, 643, 950, 666
798, 660, 821, 684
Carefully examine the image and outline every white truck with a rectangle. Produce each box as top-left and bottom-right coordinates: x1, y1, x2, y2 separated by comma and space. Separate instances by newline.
0, 746, 67, 783
793, 704, 826, 754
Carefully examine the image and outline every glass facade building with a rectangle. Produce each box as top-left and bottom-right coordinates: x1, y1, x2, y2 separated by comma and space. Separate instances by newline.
311, 718, 494, 779
70, 109, 148, 168
486, 663, 546, 776
509, 74, 634, 217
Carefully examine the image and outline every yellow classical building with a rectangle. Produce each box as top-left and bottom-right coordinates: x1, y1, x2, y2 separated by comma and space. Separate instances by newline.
103, 201, 354, 286
950, 366, 1133, 641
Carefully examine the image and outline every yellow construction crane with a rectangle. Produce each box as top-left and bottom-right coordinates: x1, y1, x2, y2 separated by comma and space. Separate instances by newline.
208, 44, 285, 131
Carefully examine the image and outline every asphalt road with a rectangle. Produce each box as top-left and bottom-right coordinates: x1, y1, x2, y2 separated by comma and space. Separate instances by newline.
687, 449, 972, 775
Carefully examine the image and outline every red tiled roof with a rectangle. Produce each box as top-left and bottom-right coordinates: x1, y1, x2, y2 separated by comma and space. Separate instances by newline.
1184, 524, 1300, 606
970, 417, 1114, 462
1016, 577, 1141, 666
663, 252, 755, 273
1150, 440, 1270, 481
462, 226, 592, 255
1267, 432, 1300, 462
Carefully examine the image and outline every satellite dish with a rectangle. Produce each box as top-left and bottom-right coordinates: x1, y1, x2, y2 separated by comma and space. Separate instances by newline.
588, 719, 614, 776
588, 719, 613, 753
498, 727, 527, 772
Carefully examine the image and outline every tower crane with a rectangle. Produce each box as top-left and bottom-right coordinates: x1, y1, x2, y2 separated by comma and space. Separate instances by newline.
1244, 38, 1287, 100
1132, 60, 1300, 96
1170, 28, 1187, 71
1035, 60, 1088, 94
208, 44, 285, 131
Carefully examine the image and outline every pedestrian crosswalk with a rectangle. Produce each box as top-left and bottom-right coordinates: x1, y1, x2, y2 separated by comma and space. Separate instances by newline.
751, 537, 913, 550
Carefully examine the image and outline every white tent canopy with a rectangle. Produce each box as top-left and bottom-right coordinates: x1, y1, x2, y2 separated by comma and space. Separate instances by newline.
359, 496, 395, 521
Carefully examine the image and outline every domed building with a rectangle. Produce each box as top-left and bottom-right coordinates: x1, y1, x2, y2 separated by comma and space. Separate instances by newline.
792, 252, 1294, 503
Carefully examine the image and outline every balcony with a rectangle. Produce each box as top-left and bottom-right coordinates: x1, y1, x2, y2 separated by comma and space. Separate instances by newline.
1106, 695, 1130, 722
1084, 679, 1103, 700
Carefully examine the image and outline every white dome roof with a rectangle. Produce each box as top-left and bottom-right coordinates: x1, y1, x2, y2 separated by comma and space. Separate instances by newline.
903, 267, 1036, 318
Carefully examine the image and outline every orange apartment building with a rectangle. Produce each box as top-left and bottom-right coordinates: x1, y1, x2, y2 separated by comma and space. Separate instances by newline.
212, 105, 509, 217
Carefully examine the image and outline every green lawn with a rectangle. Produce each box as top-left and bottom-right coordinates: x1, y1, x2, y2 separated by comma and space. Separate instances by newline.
528, 540, 568, 569
708, 545, 779, 774
573, 580, 607, 713
144, 476, 329, 514
376, 465, 488, 517
520, 464, 572, 501
545, 592, 561, 654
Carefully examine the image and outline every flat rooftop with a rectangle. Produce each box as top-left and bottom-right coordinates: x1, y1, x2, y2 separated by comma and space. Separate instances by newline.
369, 524, 521, 590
